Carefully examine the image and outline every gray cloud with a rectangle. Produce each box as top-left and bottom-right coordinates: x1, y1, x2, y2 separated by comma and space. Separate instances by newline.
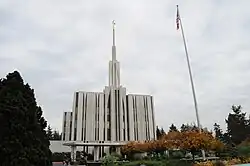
1, 0, 250, 132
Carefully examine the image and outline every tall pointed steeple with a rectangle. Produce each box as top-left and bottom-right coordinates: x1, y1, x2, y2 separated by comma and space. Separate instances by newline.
112, 20, 116, 61
109, 20, 120, 87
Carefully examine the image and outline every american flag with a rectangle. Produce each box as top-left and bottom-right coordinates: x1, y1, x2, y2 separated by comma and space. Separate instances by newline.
176, 5, 180, 30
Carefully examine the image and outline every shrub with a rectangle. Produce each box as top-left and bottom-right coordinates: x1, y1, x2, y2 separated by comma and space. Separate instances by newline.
110, 152, 122, 160
51, 152, 70, 162
213, 161, 226, 166
170, 150, 185, 159
101, 154, 119, 166
227, 158, 241, 165
122, 160, 192, 166
142, 155, 151, 160
122, 160, 166, 166
193, 161, 226, 166
193, 161, 213, 166
167, 160, 192, 166
237, 145, 250, 158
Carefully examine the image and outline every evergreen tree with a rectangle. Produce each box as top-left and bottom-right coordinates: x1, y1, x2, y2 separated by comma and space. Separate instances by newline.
47, 125, 53, 140
156, 126, 161, 139
160, 127, 166, 136
52, 130, 61, 140
213, 123, 231, 145
214, 123, 223, 139
180, 123, 198, 132
226, 105, 250, 145
156, 126, 165, 139
0, 71, 52, 166
169, 123, 178, 132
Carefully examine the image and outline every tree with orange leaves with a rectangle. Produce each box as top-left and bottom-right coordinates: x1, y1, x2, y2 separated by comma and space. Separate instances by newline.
121, 130, 224, 160
121, 132, 181, 156
162, 131, 182, 149
211, 138, 225, 157
121, 141, 141, 154
147, 132, 182, 155
211, 139, 225, 151
147, 139, 166, 154
180, 131, 213, 150
178, 130, 224, 161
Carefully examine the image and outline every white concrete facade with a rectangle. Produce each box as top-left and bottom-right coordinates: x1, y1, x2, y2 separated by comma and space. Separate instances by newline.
60, 21, 156, 160
62, 112, 72, 141
62, 88, 156, 142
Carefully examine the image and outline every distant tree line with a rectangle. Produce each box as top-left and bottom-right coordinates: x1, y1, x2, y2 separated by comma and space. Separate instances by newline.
46, 125, 62, 140
156, 122, 207, 139
158, 105, 250, 145
157, 105, 250, 157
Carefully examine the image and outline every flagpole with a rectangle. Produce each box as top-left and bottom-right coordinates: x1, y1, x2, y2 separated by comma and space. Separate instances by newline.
176, 4, 205, 161
176, 5, 201, 131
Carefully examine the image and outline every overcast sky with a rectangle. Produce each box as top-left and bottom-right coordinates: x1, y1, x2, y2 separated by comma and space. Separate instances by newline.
1, 0, 250, 132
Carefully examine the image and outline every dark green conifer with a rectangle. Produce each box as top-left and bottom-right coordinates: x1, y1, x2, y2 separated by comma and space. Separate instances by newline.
0, 71, 52, 166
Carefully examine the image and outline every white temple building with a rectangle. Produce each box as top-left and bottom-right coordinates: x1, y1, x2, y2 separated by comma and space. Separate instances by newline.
60, 21, 156, 161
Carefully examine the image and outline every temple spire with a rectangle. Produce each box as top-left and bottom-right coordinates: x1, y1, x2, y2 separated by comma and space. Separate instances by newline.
109, 20, 120, 87
112, 20, 116, 61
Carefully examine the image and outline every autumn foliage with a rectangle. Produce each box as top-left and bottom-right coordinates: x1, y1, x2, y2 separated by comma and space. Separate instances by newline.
121, 131, 224, 155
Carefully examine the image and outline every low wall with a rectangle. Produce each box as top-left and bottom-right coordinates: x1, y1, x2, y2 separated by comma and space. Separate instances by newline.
50, 141, 71, 153
49, 140, 95, 153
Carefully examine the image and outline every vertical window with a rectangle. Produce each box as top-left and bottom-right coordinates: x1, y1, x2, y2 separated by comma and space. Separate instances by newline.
82, 94, 85, 141
134, 96, 138, 140
84, 95, 88, 141
107, 94, 111, 140
103, 94, 106, 141
74, 92, 79, 138
133, 96, 137, 140
123, 129, 126, 141
73, 93, 79, 141
117, 90, 120, 141
63, 133, 65, 141
126, 96, 130, 140
75, 92, 79, 108
144, 97, 149, 140
74, 128, 77, 141
69, 127, 72, 141
97, 95, 100, 122
95, 128, 97, 140
115, 90, 118, 141
107, 128, 111, 141
151, 96, 156, 139
69, 119, 72, 141
107, 112, 110, 121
